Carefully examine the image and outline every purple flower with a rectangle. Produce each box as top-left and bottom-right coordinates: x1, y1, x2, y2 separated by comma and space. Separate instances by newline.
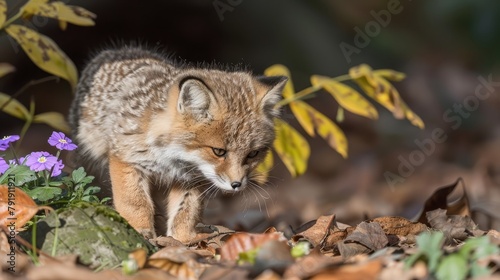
0, 135, 20, 151
48, 132, 77, 151
50, 159, 64, 177
0, 157, 8, 174
9, 156, 26, 166
25, 151, 58, 172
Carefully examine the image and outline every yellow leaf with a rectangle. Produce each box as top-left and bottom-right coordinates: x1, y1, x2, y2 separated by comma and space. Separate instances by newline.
33, 112, 70, 133
5, 24, 78, 87
256, 150, 274, 175
264, 64, 294, 99
21, 0, 96, 27
310, 75, 378, 119
400, 100, 425, 129
58, 20, 67, 30
349, 64, 377, 87
273, 119, 310, 177
349, 64, 424, 129
374, 69, 406, 81
0, 63, 15, 78
255, 151, 274, 183
290, 101, 315, 136
265, 65, 316, 136
0, 0, 6, 27
297, 102, 348, 158
354, 74, 402, 117
0, 93, 30, 120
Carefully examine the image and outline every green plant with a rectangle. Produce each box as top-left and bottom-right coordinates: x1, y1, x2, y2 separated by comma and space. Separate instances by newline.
405, 231, 499, 280
0, 131, 110, 207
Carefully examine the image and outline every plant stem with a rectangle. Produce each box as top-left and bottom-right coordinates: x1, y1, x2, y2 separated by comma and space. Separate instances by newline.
31, 216, 39, 264
276, 85, 322, 108
8, 142, 20, 164
0, 76, 60, 113
15, 97, 35, 150
2, 9, 23, 28
276, 74, 353, 108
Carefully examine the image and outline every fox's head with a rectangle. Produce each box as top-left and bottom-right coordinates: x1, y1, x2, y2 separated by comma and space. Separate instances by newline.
149, 69, 287, 192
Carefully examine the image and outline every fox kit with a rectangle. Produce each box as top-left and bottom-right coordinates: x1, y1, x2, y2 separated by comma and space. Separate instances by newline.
69, 47, 286, 242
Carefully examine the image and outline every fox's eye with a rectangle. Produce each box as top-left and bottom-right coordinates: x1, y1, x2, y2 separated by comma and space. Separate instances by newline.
247, 150, 259, 158
212, 148, 226, 157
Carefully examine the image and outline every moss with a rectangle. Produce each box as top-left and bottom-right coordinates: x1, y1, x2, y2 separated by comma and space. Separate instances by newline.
21, 203, 157, 269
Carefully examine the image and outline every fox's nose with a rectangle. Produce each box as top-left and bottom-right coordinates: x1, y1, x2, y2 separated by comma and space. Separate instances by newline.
231, 181, 242, 189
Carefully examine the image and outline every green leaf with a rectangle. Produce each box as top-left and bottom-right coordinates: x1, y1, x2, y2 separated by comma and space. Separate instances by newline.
5, 24, 78, 87
404, 251, 424, 269
459, 236, 497, 259
238, 248, 258, 265
71, 167, 87, 184
0, 63, 15, 78
435, 254, 468, 280
34, 112, 71, 133
13, 166, 37, 186
49, 181, 63, 187
416, 231, 444, 272
0, 164, 37, 186
83, 186, 100, 196
470, 262, 491, 278
21, 0, 96, 27
291, 241, 311, 258
100, 197, 111, 204
273, 119, 310, 177
0, 92, 31, 120
27, 186, 62, 202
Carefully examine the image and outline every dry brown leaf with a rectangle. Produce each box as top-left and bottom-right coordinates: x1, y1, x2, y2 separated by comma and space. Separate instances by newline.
321, 229, 350, 254
426, 209, 482, 244
127, 268, 178, 280
371, 216, 428, 236
26, 262, 105, 280
154, 236, 185, 248
192, 243, 216, 258
220, 231, 286, 261
487, 229, 500, 245
291, 214, 336, 247
146, 246, 208, 279
416, 178, 471, 225
200, 265, 250, 280
0, 185, 51, 230
283, 249, 343, 279
129, 248, 148, 269
337, 222, 388, 259
253, 240, 294, 275
254, 269, 282, 280
311, 259, 383, 280
0, 231, 30, 274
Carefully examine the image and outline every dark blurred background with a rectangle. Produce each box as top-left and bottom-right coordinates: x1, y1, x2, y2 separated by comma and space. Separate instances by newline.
1, 0, 500, 232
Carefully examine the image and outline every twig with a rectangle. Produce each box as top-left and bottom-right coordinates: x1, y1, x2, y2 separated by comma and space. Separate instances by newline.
0, 76, 60, 112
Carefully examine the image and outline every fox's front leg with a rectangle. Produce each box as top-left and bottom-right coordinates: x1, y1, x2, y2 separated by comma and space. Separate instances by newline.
166, 185, 203, 243
108, 155, 156, 239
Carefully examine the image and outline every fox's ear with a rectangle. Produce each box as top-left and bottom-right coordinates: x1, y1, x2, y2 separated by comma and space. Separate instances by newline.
256, 75, 288, 118
177, 78, 215, 120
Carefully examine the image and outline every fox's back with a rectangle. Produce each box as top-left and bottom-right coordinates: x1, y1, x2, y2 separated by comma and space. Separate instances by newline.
69, 48, 178, 164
